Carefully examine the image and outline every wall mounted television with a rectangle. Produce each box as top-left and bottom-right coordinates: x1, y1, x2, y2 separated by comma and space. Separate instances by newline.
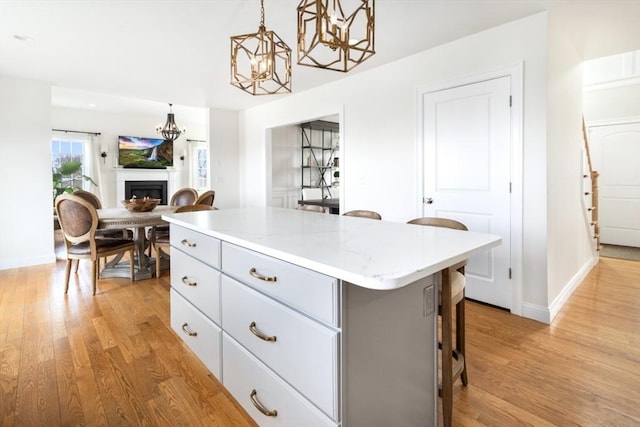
118, 136, 173, 168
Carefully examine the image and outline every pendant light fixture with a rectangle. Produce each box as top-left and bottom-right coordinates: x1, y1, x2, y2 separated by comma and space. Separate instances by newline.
156, 103, 183, 142
297, 0, 375, 72
230, 0, 292, 95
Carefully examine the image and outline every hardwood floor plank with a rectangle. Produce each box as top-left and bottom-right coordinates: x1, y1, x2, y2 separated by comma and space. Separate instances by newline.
68, 325, 109, 426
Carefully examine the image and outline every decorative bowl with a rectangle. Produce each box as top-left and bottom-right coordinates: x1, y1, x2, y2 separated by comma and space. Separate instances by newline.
121, 198, 161, 212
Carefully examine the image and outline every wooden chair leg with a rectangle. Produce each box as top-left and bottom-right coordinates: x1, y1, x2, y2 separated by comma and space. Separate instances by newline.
74, 259, 80, 273
129, 249, 135, 281
440, 267, 453, 427
457, 294, 468, 386
91, 260, 97, 295
64, 259, 72, 294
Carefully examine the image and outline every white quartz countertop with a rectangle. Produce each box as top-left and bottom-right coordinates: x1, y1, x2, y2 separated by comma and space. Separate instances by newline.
162, 207, 501, 290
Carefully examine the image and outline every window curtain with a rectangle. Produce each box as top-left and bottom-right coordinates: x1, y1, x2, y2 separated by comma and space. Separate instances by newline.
86, 133, 104, 201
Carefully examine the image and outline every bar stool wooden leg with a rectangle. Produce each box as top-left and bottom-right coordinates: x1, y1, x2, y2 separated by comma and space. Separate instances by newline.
457, 290, 468, 386
440, 267, 454, 427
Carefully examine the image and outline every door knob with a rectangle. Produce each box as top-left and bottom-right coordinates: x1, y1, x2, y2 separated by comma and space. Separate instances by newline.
424, 197, 434, 204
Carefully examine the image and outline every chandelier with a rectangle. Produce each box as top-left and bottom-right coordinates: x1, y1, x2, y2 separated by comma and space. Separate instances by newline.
230, 0, 292, 95
156, 103, 183, 142
297, 0, 375, 72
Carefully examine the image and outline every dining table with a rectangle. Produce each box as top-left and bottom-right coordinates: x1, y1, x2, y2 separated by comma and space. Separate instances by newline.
97, 205, 178, 280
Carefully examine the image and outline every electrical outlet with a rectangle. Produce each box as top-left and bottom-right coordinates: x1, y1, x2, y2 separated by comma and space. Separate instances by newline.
423, 285, 435, 316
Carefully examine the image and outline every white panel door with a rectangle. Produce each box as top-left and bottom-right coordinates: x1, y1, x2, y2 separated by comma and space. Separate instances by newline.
589, 123, 640, 247
422, 77, 512, 309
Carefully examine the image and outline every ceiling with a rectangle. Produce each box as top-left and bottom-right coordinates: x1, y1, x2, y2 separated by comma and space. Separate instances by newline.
1, 0, 639, 117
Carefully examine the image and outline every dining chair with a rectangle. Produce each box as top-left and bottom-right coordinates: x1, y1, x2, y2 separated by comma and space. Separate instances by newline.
152, 204, 214, 278
170, 187, 198, 206
342, 209, 382, 220
55, 194, 135, 295
73, 189, 133, 239
149, 187, 199, 255
195, 190, 215, 206
407, 216, 468, 427
296, 204, 326, 213
72, 189, 133, 272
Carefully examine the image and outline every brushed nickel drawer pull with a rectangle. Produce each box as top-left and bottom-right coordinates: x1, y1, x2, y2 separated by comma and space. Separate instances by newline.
249, 389, 278, 417
249, 321, 277, 342
181, 276, 197, 287
181, 323, 197, 337
249, 267, 277, 282
181, 239, 196, 248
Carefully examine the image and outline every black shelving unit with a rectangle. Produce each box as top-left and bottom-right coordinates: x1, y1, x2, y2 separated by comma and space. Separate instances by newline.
300, 120, 339, 200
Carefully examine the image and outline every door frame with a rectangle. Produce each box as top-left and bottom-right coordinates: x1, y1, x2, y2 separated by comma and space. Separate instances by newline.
415, 63, 524, 315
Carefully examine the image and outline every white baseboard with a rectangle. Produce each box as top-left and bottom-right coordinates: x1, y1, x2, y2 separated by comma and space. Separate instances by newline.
0, 253, 56, 271
521, 302, 551, 324
548, 256, 597, 323
520, 255, 598, 325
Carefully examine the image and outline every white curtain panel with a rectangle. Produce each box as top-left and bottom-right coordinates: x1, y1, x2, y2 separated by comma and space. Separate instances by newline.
87, 133, 104, 201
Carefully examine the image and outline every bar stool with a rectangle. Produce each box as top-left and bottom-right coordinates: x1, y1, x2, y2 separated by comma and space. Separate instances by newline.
342, 209, 382, 220
407, 217, 468, 427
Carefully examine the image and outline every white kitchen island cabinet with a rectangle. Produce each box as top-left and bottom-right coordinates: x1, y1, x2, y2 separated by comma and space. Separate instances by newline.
163, 207, 501, 427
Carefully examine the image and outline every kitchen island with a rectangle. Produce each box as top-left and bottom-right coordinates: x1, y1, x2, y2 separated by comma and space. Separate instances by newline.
162, 207, 501, 427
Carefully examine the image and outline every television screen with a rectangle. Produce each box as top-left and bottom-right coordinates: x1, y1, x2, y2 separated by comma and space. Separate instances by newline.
118, 136, 173, 168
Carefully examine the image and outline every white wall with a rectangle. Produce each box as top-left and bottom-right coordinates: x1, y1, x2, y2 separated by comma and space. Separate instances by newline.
544, 11, 597, 321
583, 50, 640, 123
238, 13, 551, 317
210, 108, 240, 209
0, 75, 55, 269
52, 106, 208, 208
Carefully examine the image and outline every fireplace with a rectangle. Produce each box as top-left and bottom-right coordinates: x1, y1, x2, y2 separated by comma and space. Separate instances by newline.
115, 168, 177, 208
125, 180, 168, 205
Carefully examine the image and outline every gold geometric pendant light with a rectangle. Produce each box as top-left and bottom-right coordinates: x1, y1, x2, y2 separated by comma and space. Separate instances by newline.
230, 0, 292, 95
297, 0, 375, 72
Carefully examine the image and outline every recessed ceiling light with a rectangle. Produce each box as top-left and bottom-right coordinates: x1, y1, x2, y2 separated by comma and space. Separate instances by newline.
13, 34, 34, 42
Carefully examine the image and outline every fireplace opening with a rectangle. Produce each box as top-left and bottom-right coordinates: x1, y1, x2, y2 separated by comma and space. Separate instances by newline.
125, 180, 168, 205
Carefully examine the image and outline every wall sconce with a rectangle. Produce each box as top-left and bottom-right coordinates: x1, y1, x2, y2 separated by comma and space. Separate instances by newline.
179, 150, 186, 166
100, 146, 108, 164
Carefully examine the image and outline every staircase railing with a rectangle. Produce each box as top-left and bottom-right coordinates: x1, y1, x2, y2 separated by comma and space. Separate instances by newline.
582, 117, 600, 251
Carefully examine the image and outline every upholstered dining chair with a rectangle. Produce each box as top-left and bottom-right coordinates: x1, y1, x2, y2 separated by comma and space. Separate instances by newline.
170, 187, 198, 206
73, 189, 133, 240
152, 204, 214, 278
72, 189, 133, 272
407, 216, 468, 427
55, 193, 135, 295
149, 187, 199, 255
195, 190, 215, 206
343, 209, 382, 220
296, 204, 326, 213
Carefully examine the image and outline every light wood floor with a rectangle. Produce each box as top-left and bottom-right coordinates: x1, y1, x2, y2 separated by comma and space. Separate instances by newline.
1, 254, 638, 426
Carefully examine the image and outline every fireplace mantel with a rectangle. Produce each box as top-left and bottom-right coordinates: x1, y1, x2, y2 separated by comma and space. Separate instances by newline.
115, 168, 177, 203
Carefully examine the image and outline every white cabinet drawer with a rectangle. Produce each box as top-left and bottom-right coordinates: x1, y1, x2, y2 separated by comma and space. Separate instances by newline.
223, 333, 337, 427
221, 242, 338, 326
221, 276, 339, 420
170, 289, 222, 379
170, 224, 221, 269
170, 249, 221, 325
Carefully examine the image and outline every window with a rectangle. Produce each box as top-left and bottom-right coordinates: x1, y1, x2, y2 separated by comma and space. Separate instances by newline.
189, 140, 209, 191
51, 136, 92, 197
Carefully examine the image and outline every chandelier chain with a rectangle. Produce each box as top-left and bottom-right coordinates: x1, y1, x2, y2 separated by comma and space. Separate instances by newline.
260, 0, 265, 27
